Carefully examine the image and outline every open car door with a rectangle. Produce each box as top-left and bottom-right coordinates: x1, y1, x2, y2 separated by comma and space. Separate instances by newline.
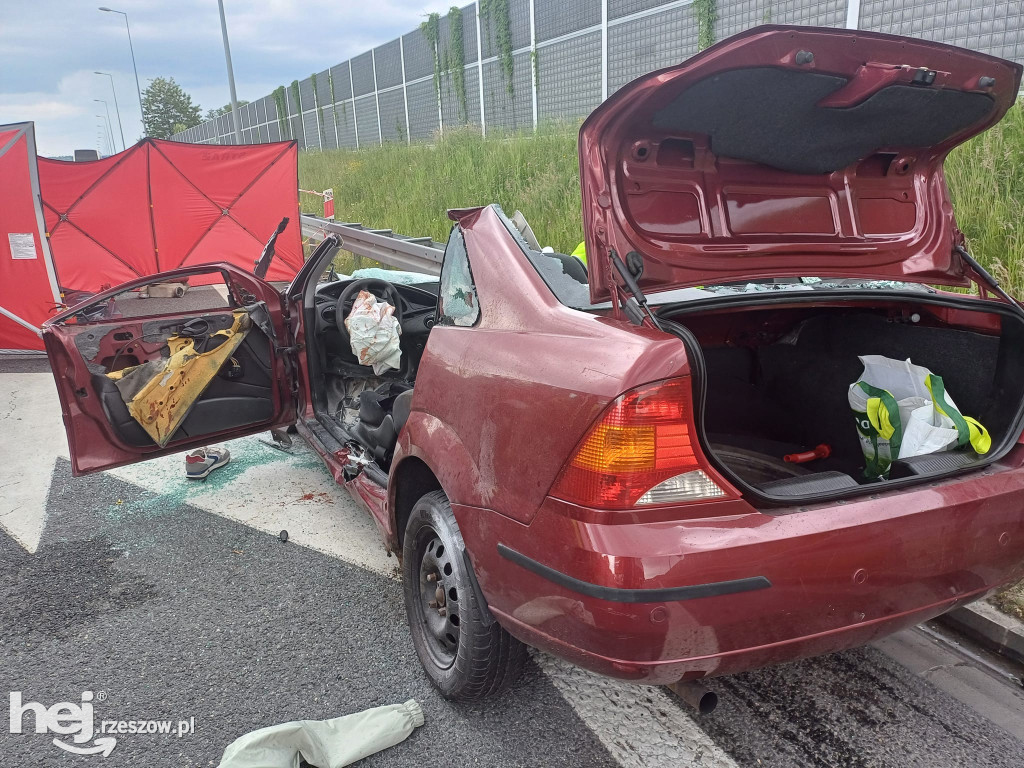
42, 263, 296, 475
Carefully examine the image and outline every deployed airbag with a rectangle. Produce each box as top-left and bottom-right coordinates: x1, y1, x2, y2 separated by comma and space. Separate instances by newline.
344, 290, 402, 374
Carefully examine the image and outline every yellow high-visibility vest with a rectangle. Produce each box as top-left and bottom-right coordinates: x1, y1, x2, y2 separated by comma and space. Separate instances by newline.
571, 241, 587, 265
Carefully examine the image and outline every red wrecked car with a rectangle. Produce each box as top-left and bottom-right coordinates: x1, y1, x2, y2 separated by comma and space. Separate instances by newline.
43, 26, 1024, 700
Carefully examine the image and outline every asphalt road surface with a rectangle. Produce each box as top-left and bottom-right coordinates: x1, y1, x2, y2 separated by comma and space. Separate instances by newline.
2, 361, 1023, 767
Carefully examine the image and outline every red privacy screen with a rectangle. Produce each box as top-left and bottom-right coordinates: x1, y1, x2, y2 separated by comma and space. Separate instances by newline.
39, 139, 302, 292
0, 123, 61, 351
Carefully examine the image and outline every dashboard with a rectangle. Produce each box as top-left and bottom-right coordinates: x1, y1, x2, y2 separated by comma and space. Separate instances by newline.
313, 278, 441, 376
314, 279, 439, 331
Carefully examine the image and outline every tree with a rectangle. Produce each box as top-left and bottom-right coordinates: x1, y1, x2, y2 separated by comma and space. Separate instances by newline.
205, 101, 249, 121
141, 77, 202, 139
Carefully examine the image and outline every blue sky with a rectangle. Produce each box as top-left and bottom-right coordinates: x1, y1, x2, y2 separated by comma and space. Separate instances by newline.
1, 0, 438, 156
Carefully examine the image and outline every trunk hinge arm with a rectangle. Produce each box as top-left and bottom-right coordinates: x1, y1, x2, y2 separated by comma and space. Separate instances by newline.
609, 249, 664, 331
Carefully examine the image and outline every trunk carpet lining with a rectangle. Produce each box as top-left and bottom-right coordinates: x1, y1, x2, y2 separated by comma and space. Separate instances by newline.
699, 309, 1021, 487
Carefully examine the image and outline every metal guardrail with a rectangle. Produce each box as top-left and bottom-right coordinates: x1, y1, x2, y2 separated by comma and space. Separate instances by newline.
300, 215, 444, 276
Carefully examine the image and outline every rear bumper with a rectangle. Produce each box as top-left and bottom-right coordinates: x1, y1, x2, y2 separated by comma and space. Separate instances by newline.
454, 452, 1024, 683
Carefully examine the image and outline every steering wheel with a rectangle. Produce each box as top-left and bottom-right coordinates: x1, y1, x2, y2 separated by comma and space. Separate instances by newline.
335, 278, 405, 350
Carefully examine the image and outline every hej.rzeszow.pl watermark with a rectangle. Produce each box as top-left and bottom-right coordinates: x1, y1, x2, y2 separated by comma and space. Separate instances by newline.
9, 690, 194, 757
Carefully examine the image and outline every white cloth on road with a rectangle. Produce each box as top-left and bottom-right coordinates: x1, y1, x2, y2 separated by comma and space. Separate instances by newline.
216, 699, 424, 768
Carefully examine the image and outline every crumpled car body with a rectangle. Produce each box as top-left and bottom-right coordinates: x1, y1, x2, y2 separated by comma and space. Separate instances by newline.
41, 27, 1024, 689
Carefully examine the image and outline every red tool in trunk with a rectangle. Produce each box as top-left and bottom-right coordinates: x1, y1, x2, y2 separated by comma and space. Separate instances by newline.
784, 444, 832, 464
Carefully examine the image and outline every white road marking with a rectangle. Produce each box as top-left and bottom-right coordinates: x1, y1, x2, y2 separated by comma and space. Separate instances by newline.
107, 438, 396, 577
0, 373, 66, 552
539, 656, 736, 768
3, 371, 737, 768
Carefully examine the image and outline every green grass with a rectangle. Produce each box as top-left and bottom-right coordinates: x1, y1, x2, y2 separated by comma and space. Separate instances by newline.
300, 102, 1024, 293
946, 100, 1024, 295
298, 124, 584, 271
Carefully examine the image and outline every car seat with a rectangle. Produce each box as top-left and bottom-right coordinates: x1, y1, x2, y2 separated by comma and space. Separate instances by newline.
351, 382, 414, 463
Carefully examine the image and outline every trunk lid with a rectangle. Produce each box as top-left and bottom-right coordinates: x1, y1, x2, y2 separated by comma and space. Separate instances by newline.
579, 25, 1022, 304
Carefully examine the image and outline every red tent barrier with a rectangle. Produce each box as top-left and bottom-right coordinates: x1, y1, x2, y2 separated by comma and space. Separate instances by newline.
39, 139, 302, 292
0, 123, 61, 352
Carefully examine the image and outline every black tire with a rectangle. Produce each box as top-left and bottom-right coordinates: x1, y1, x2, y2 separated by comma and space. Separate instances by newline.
402, 490, 527, 699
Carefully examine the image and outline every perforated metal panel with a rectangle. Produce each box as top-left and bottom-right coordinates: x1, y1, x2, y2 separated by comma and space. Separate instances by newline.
172, 0, 1024, 145
320, 106, 338, 150
403, 30, 435, 81
375, 40, 403, 89
299, 77, 315, 110
302, 112, 321, 150
335, 101, 358, 148
536, 0, 601, 42
481, 0, 531, 58
717, 0, 843, 38
355, 95, 380, 145
290, 116, 305, 149
860, 0, 1024, 64
330, 63, 352, 101
537, 31, 603, 120
609, 5, 697, 93
465, 66, 482, 127
315, 68, 332, 105
406, 79, 440, 140
610, 0, 673, 19
379, 89, 407, 142
482, 52, 533, 130
351, 52, 376, 97
440, 71, 472, 126
463, 5, 479, 63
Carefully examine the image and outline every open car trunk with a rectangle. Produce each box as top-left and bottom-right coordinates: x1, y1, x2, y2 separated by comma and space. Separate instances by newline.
662, 293, 1024, 502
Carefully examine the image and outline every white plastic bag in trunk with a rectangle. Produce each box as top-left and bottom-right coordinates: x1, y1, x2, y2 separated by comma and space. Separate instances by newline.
848, 355, 991, 479
344, 290, 402, 374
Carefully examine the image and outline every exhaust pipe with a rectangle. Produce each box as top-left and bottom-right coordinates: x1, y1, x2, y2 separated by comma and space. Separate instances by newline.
666, 680, 718, 714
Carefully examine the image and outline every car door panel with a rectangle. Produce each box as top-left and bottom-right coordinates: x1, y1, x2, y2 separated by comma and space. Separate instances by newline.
43, 264, 295, 475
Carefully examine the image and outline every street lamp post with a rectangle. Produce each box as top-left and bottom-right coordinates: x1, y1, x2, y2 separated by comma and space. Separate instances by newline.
95, 71, 126, 150
99, 7, 145, 133
93, 99, 116, 154
217, 0, 243, 144
96, 117, 112, 155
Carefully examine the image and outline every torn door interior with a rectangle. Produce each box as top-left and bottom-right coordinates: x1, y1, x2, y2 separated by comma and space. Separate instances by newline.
72, 305, 276, 449
106, 310, 252, 446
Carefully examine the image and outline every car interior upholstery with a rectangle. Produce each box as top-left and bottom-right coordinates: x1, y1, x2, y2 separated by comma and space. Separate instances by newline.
310, 275, 439, 468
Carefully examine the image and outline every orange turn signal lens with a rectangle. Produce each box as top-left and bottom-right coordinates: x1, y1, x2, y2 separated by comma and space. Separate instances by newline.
551, 378, 718, 509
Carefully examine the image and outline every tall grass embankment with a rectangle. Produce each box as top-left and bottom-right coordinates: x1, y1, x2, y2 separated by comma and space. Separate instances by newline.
299, 125, 583, 260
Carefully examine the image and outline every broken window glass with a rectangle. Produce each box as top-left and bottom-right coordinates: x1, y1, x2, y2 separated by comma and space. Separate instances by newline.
438, 227, 480, 327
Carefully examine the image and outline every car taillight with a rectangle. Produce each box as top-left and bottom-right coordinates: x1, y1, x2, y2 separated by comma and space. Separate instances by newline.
550, 378, 727, 509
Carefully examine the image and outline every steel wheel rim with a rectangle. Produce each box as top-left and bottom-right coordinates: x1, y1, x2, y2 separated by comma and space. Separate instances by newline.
415, 527, 461, 669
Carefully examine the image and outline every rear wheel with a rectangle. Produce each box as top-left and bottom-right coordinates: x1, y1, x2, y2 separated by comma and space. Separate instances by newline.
402, 490, 527, 699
